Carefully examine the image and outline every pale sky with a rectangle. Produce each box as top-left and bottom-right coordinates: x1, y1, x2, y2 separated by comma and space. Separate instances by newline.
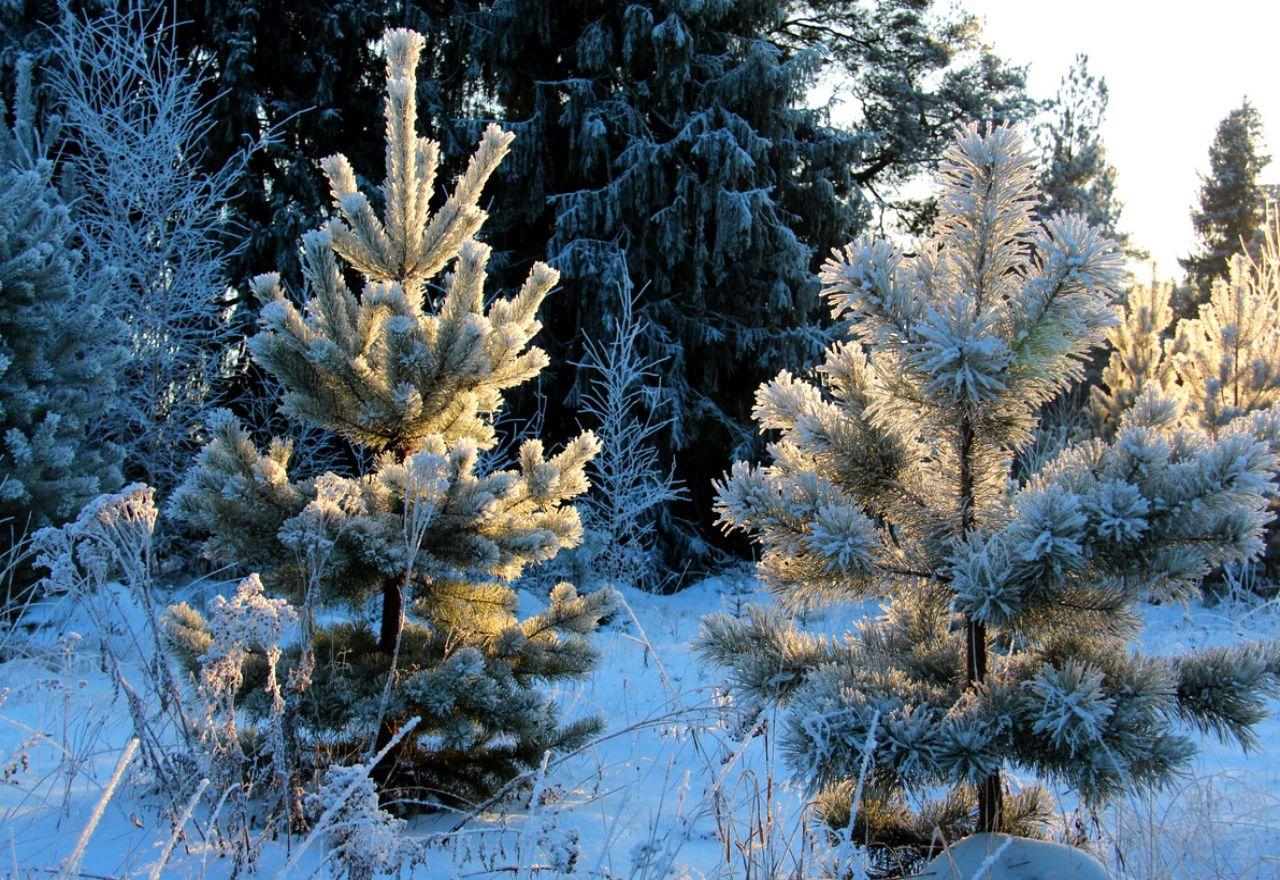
966, 0, 1280, 276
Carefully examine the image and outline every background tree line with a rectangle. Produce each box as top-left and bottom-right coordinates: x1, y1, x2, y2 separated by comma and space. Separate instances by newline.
0, 0, 1270, 586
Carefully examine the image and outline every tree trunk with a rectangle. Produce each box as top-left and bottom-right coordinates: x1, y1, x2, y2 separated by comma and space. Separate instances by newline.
965, 615, 1002, 831
958, 417, 1002, 833
371, 574, 405, 795
373, 442, 414, 796
378, 575, 404, 656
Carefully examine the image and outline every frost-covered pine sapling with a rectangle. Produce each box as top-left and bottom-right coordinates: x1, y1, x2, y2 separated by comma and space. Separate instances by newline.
698, 126, 1280, 865
1094, 219, 1280, 581
1171, 219, 1280, 438
167, 29, 617, 806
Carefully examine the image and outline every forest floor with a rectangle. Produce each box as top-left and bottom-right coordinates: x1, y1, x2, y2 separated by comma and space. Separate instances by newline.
2, 572, 1279, 879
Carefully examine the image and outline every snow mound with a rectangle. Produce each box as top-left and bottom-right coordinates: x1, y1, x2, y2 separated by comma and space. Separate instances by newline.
915, 833, 1111, 879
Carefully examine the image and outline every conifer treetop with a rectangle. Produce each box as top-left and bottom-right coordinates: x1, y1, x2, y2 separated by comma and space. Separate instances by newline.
247, 28, 553, 455
721, 124, 1126, 589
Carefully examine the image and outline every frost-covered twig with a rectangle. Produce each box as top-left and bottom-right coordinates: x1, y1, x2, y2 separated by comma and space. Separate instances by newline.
148, 777, 210, 880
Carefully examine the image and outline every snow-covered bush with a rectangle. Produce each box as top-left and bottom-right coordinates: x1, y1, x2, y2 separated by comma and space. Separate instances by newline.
47, 2, 246, 489
168, 28, 617, 808
304, 763, 427, 880
0, 57, 122, 557
699, 125, 1280, 873
569, 276, 684, 591
195, 573, 297, 834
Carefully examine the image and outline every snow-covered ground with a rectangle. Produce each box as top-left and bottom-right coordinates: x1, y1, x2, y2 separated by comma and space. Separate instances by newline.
2, 574, 1279, 879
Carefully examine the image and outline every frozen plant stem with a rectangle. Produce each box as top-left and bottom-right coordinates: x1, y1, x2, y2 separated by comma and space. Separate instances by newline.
271, 717, 420, 880
149, 777, 211, 880
58, 738, 138, 880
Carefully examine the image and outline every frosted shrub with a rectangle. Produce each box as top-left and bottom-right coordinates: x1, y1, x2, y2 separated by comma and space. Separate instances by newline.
571, 277, 684, 591
305, 763, 427, 880
33, 484, 192, 787
34, 484, 314, 863
1090, 276, 1178, 438
49, 2, 248, 488
197, 574, 297, 811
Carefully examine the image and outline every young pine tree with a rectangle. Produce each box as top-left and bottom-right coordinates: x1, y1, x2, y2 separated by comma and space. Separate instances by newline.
699, 126, 1280, 869
1172, 221, 1280, 437
0, 58, 122, 555
1180, 99, 1271, 305
168, 29, 615, 805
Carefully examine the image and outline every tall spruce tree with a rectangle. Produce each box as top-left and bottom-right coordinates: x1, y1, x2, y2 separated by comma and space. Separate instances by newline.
1181, 99, 1270, 303
168, 30, 615, 804
172, 0, 394, 285
0, 58, 122, 552
699, 126, 1280, 872
450, 0, 1032, 571
1036, 54, 1126, 250
450, 0, 864, 568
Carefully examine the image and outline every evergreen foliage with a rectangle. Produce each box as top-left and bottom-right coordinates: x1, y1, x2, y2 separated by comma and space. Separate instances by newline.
453, 0, 863, 570
0, 0, 66, 106
1181, 99, 1271, 304
161, 0, 1032, 577
168, 30, 615, 805
698, 126, 1280, 869
0, 58, 122, 547
1090, 274, 1177, 438
450, 0, 1032, 574
1095, 220, 1280, 580
1036, 54, 1126, 250
171, 0, 410, 286
1172, 224, 1280, 437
